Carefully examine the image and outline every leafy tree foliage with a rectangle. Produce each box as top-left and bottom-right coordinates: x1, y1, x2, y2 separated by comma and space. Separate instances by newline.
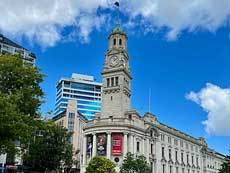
0, 53, 73, 171
86, 156, 116, 173
219, 154, 230, 173
120, 152, 151, 173
0, 53, 44, 154
23, 121, 73, 172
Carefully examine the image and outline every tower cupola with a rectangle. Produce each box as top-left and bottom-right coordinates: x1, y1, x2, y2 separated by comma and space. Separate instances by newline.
108, 23, 128, 50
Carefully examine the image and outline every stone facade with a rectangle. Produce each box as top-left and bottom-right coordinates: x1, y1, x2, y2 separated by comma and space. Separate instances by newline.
53, 100, 87, 168
80, 24, 225, 173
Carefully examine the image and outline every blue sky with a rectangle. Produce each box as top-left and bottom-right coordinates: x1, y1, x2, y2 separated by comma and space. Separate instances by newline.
1, 0, 230, 155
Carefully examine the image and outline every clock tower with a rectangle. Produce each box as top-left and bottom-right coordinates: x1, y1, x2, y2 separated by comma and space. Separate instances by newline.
101, 24, 132, 118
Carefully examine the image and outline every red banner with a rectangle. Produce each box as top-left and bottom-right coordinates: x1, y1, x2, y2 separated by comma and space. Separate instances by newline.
112, 134, 123, 156
6, 165, 17, 170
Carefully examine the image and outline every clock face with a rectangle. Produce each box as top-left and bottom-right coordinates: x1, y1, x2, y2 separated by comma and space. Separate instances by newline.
110, 56, 119, 66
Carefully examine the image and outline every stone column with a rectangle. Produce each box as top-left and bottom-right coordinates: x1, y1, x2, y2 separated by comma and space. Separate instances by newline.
129, 133, 134, 153
92, 133, 97, 157
123, 132, 128, 157
142, 138, 145, 155
82, 135, 87, 165
133, 135, 136, 154
155, 139, 161, 173
152, 161, 155, 173
107, 132, 111, 159
146, 138, 150, 163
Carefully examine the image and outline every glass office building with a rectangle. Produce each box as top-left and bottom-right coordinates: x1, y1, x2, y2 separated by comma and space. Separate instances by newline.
0, 34, 36, 66
55, 73, 102, 120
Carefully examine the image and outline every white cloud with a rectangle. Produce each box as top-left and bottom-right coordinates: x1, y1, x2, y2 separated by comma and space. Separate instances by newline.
77, 14, 108, 43
0, 0, 108, 48
0, 0, 230, 47
186, 83, 230, 136
122, 0, 230, 40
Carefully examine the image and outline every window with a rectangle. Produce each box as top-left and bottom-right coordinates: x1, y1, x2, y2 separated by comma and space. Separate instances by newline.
170, 166, 172, 173
150, 162, 153, 172
176, 167, 179, 173
137, 142, 140, 152
150, 130, 153, 137
174, 139, 178, 145
180, 141, 184, 148
111, 96, 113, 101
63, 93, 70, 97
168, 136, 171, 144
163, 164, 165, 173
128, 114, 132, 120
68, 119, 74, 125
68, 125, 74, 131
192, 156, 194, 164
187, 154, 189, 164
107, 78, 110, 87
186, 143, 189, 150
161, 134, 165, 141
151, 144, 153, 154
162, 147, 165, 158
111, 77, 114, 86
196, 157, 199, 166
182, 168, 185, 173
70, 83, 95, 91
119, 39, 122, 45
169, 149, 172, 160
113, 38, 116, 45
115, 77, 119, 86
69, 112, 75, 118
175, 150, 178, 161
181, 153, 184, 163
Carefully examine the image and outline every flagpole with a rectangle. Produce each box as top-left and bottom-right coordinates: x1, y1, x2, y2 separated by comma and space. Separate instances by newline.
149, 88, 151, 112
114, 1, 120, 25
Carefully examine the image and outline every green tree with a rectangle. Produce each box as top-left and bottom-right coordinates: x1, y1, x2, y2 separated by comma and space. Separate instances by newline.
23, 121, 73, 172
0, 53, 44, 154
219, 154, 230, 173
86, 156, 116, 173
120, 152, 151, 173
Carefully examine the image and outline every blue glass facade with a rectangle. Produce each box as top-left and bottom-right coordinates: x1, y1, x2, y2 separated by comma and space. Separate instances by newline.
54, 74, 102, 120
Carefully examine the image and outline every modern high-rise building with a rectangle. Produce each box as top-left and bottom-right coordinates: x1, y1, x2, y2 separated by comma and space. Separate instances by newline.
55, 73, 102, 120
0, 34, 36, 65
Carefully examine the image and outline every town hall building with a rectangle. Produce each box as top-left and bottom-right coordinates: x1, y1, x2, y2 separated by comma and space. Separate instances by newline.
80, 24, 225, 173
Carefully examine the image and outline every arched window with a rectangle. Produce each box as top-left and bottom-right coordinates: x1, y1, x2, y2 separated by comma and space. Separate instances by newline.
119, 39, 122, 45
113, 38, 116, 45
150, 130, 153, 137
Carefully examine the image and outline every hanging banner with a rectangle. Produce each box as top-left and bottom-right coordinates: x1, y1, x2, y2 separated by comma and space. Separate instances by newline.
97, 133, 107, 155
112, 133, 123, 156
86, 135, 93, 156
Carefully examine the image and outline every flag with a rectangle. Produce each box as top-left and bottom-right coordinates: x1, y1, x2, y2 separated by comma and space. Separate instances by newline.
114, 1, 119, 7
